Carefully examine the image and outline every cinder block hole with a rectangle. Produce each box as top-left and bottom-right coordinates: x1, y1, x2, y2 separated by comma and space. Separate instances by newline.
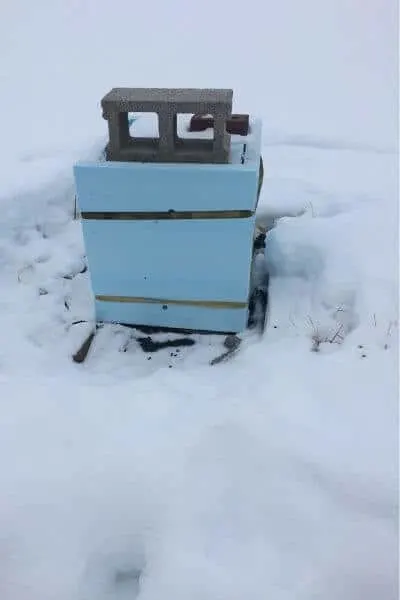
129, 112, 160, 139
177, 113, 214, 139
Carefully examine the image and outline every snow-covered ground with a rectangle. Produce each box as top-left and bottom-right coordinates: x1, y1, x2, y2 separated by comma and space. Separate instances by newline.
0, 1, 398, 599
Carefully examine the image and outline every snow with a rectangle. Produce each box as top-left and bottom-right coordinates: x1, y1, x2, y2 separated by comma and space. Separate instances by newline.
0, 0, 398, 598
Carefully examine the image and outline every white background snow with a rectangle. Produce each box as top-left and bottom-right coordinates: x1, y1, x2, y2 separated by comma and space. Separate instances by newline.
0, 0, 398, 598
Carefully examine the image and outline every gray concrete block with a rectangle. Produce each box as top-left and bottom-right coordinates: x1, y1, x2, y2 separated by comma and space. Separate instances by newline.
101, 88, 233, 164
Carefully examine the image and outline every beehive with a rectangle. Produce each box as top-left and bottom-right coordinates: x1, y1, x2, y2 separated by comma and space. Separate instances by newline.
73, 88, 262, 333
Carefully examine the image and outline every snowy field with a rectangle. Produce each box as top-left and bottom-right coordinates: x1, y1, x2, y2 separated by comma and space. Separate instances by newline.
0, 1, 398, 599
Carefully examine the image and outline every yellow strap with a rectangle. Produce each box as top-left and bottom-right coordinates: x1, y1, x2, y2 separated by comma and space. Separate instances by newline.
96, 295, 246, 309
82, 209, 253, 220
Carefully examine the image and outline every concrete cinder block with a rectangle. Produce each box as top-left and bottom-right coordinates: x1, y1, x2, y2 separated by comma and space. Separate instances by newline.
101, 88, 233, 164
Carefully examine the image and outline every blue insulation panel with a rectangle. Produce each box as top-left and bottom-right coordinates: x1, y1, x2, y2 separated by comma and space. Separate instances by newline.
74, 119, 262, 333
